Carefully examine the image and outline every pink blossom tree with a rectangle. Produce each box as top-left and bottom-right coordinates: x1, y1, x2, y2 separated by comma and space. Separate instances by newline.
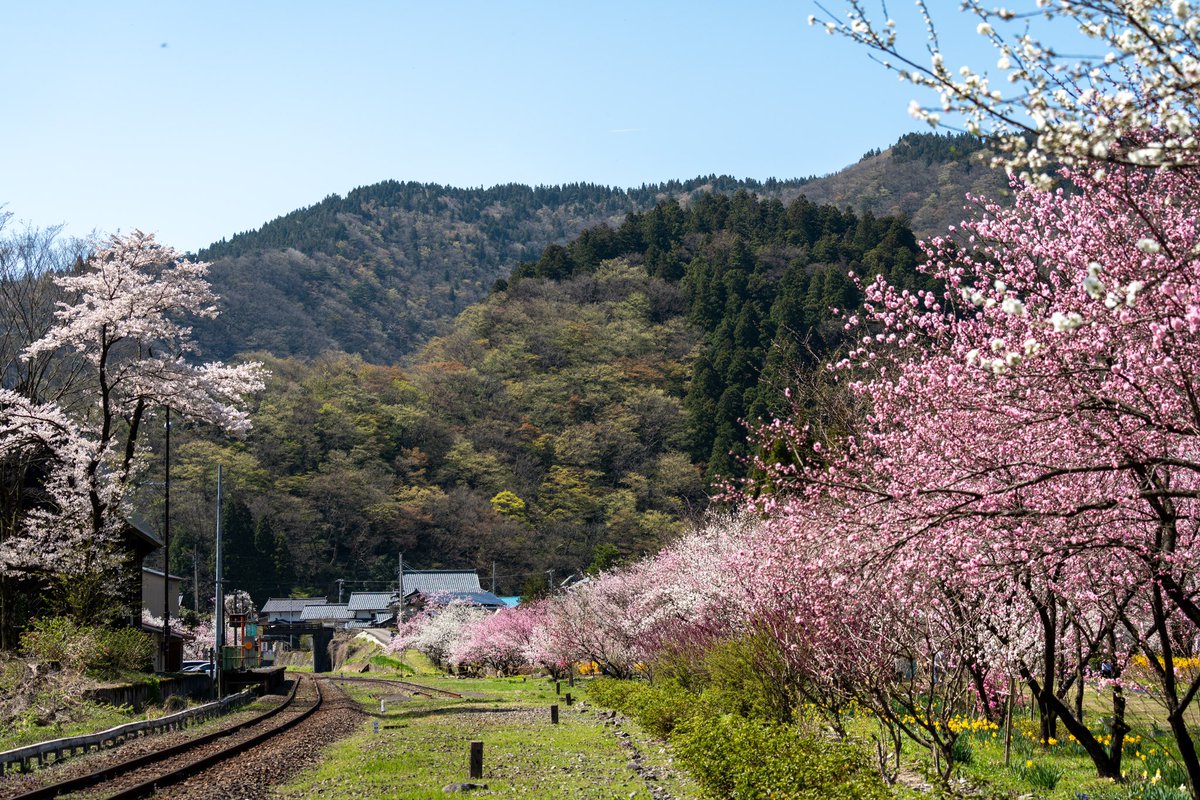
0, 231, 265, 622
750, 162, 1200, 788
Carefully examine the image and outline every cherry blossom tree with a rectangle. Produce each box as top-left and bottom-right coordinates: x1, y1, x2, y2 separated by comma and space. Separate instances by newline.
451, 604, 539, 675
0, 231, 265, 623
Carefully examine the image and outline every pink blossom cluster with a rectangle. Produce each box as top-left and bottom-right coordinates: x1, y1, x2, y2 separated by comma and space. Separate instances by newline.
743, 162, 1200, 786
388, 513, 760, 678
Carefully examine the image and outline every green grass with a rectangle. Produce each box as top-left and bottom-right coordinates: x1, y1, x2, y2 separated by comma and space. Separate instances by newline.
0, 702, 140, 752
275, 674, 703, 800
846, 699, 1196, 800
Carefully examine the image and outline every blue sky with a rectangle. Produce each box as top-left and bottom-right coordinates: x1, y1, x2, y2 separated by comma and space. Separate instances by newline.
3, 2, 958, 253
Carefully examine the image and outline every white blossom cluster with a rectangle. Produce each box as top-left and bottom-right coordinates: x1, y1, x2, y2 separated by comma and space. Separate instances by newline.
0, 232, 266, 613
813, 1, 1200, 180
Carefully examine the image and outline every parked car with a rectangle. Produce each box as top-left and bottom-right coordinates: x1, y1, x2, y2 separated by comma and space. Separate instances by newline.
181, 662, 214, 676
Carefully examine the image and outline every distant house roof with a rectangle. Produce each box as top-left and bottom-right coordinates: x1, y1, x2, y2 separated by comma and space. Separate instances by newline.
263, 597, 329, 614
347, 592, 398, 612
373, 611, 395, 625
401, 570, 482, 595
126, 514, 163, 548
300, 603, 354, 621
141, 566, 185, 582
498, 596, 521, 608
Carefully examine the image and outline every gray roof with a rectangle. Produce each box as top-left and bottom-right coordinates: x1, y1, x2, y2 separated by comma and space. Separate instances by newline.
262, 597, 328, 614
446, 591, 507, 608
300, 603, 353, 621
347, 592, 398, 612
406, 589, 507, 608
401, 570, 482, 595
373, 611, 395, 624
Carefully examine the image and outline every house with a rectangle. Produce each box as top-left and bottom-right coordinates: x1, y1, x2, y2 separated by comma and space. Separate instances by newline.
140, 566, 186, 672
401, 569, 484, 595
261, 596, 329, 624
299, 603, 355, 627
403, 588, 509, 613
141, 566, 182, 620
347, 592, 397, 624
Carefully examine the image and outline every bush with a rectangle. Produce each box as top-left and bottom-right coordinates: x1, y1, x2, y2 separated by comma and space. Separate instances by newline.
20, 618, 153, 675
20, 618, 96, 671
588, 677, 890, 800
671, 708, 892, 800
93, 627, 154, 673
587, 677, 695, 737
698, 632, 797, 724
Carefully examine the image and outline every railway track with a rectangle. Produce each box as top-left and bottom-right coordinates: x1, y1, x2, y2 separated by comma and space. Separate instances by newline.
4, 676, 323, 800
325, 674, 463, 698
1, 673, 454, 799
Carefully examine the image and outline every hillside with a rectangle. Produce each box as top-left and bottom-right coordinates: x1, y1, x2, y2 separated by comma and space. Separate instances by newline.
191, 132, 1006, 364
160, 190, 926, 602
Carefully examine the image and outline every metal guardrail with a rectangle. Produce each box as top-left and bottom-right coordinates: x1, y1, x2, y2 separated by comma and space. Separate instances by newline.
0, 688, 256, 775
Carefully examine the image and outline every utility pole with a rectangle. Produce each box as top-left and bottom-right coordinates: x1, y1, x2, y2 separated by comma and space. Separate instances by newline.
337, 578, 345, 604
214, 464, 224, 697
491, 561, 496, 594
398, 554, 405, 618
193, 549, 199, 612
162, 406, 171, 672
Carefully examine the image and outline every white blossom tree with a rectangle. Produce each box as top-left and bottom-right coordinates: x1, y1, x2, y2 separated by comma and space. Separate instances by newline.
0, 231, 265, 623
813, 1, 1200, 181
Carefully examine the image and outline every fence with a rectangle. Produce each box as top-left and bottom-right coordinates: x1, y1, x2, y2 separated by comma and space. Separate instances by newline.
84, 672, 215, 711
0, 688, 256, 775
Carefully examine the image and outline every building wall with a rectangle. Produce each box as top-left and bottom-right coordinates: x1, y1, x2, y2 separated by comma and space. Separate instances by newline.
142, 570, 181, 620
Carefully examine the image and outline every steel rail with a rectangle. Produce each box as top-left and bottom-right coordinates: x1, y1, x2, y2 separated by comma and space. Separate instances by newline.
324, 674, 463, 698
103, 678, 323, 800
10, 677, 306, 800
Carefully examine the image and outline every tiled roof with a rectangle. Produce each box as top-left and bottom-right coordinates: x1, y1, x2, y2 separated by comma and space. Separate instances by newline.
373, 611, 395, 624
300, 603, 353, 621
447, 591, 507, 608
401, 570, 482, 595
262, 597, 328, 614
347, 592, 398, 612
408, 590, 507, 608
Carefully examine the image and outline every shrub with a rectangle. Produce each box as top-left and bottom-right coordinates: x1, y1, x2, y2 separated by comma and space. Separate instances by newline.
588, 678, 890, 799
93, 627, 154, 673
670, 708, 892, 800
587, 677, 695, 737
698, 632, 798, 724
20, 618, 96, 671
20, 618, 153, 675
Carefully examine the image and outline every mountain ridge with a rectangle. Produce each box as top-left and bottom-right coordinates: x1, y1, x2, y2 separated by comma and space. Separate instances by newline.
191, 132, 1003, 365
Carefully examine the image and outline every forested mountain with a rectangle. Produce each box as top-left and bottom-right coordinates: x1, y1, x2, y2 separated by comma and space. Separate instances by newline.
135, 132, 1008, 604
161, 189, 928, 603
189, 132, 1004, 364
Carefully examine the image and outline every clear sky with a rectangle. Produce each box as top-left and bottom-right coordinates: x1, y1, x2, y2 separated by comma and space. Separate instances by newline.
3, 2, 949, 253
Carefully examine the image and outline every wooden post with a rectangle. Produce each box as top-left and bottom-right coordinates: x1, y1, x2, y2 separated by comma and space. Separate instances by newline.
564, 692, 573, 705
568, 670, 575, 688
469, 741, 483, 778
1003, 677, 1014, 767
555, 680, 560, 695
551, 704, 559, 724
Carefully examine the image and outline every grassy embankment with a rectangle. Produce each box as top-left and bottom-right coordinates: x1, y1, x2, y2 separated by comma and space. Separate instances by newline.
275, 649, 701, 800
